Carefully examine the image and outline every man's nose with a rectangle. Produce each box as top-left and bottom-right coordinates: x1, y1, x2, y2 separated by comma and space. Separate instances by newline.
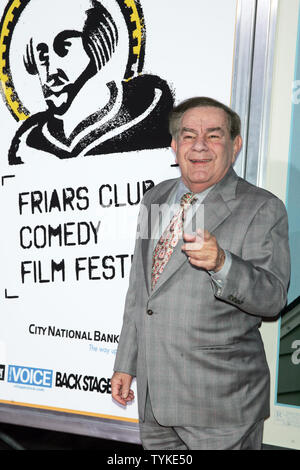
192, 135, 208, 152
46, 67, 68, 85
46, 58, 59, 80
46, 55, 68, 82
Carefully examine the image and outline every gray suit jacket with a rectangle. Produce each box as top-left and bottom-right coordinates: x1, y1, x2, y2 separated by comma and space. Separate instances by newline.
114, 168, 290, 427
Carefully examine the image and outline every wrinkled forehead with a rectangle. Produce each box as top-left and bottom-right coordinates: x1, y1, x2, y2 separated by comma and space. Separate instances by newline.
180, 106, 231, 133
28, 0, 92, 44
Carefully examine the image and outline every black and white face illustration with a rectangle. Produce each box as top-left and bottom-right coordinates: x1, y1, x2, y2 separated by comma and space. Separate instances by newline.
30, 32, 90, 114
23, 0, 118, 115
1, 0, 174, 163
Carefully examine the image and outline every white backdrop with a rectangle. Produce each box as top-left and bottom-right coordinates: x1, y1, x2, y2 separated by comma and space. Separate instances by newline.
0, 0, 237, 424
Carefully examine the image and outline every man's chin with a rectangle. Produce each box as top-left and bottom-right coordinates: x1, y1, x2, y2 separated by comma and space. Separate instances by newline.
46, 92, 70, 114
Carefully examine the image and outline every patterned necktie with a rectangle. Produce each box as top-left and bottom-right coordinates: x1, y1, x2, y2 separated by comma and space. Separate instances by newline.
151, 192, 196, 290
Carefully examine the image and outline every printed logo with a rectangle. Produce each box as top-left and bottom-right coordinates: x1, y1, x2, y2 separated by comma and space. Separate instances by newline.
0, 0, 174, 164
55, 371, 111, 393
0, 365, 5, 381
7, 365, 53, 388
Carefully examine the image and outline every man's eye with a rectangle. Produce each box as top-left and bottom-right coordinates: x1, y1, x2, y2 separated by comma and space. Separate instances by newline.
208, 134, 220, 139
63, 41, 71, 52
183, 134, 194, 140
36, 44, 49, 65
55, 40, 72, 57
38, 51, 49, 64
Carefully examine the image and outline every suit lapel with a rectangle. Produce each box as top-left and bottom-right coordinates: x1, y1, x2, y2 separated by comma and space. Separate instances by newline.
141, 179, 179, 295
203, 193, 232, 233
202, 168, 238, 234
146, 168, 239, 296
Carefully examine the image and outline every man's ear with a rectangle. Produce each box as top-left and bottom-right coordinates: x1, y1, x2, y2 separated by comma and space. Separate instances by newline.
171, 138, 178, 162
232, 135, 243, 164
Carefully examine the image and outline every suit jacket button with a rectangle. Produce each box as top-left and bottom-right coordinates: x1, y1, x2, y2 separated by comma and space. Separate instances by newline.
147, 309, 153, 316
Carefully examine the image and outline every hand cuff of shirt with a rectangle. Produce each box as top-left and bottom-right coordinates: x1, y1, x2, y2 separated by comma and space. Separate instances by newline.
208, 250, 232, 292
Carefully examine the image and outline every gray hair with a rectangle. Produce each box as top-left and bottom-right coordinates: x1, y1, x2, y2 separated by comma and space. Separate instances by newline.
169, 97, 241, 140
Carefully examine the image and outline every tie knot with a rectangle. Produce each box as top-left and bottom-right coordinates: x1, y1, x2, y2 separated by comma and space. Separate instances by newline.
180, 192, 195, 208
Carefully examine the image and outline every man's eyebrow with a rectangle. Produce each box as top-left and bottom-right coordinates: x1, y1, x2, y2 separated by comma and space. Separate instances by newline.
206, 127, 224, 133
180, 126, 225, 134
181, 127, 197, 134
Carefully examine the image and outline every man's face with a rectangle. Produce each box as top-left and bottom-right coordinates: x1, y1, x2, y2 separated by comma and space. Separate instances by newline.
33, 30, 90, 114
171, 106, 242, 193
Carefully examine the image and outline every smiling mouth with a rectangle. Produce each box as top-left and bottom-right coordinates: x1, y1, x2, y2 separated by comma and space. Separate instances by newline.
189, 159, 212, 164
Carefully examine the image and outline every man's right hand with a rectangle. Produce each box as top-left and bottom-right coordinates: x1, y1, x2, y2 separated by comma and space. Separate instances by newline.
111, 372, 134, 406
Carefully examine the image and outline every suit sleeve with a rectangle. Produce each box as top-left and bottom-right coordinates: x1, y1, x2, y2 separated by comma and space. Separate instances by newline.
213, 196, 290, 317
113, 191, 153, 376
113, 235, 139, 377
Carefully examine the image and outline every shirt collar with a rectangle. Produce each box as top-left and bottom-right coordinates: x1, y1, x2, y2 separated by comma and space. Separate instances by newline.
175, 179, 215, 204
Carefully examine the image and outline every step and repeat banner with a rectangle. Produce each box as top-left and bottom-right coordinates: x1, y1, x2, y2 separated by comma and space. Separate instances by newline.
0, 0, 237, 423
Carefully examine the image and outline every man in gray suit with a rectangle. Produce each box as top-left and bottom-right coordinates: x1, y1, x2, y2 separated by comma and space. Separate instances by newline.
111, 97, 290, 450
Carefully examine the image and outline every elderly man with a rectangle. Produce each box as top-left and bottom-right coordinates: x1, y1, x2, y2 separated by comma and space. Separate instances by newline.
111, 97, 290, 450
